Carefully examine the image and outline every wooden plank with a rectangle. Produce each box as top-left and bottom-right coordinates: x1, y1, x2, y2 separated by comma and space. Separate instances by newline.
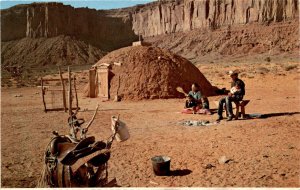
240, 100, 250, 107
73, 75, 79, 110
95, 69, 99, 97
113, 62, 122, 66
41, 78, 47, 112
116, 75, 120, 97
44, 89, 65, 91
59, 66, 67, 112
89, 69, 96, 98
98, 67, 109, 100
41, 78, 68, 82
45, 107, 80, 112
241, 106, 246, 119
68, 67, 72, 116
235, 105, 239, 120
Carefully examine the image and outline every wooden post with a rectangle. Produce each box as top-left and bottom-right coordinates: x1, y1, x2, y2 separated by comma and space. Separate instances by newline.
73, 75, 79, 110
241, 105, 245, 119
59, 66, 67, 112
89, 68, 96, 98
68, 67, 72, 116
41, 77, 47, 112
95, 68, 99, 97
235, 103, 240, 120
116, 75, 120, 97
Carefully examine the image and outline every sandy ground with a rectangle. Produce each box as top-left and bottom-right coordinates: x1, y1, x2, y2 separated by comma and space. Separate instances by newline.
1, 62, 300, 187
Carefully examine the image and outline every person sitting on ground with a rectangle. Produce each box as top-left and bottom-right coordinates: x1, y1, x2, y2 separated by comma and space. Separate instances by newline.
217, 70, 245, 121
184, 83, 202, 113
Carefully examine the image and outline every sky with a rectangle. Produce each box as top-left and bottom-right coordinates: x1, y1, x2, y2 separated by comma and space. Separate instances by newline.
0, 0, 155, 10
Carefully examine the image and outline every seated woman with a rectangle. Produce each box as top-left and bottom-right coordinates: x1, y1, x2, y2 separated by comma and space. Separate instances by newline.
183, 83, 211, 114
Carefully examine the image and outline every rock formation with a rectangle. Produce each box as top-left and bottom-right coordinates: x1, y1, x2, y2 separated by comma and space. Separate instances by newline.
132, 0, 299, 37
1, 2, 138, 51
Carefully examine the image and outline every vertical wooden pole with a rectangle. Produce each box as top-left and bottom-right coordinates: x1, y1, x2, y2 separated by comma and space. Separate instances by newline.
41, 77, 47, 112
59, 66, 67, 112
235, 103, 240, 120
73, 75, 79, 110
241, 105, 245, 119
116, 75, 120, 97
68, 67, 72, 116
89, 68, 96, 98
95, 68, 99, 97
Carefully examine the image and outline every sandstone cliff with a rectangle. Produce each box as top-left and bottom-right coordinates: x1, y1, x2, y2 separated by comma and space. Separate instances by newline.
132, 0, 299, 37
2, 1, 298, 43
1, 2, 138, 51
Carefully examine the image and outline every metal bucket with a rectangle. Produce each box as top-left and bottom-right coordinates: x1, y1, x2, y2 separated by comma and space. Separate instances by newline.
151, 156, 171, 176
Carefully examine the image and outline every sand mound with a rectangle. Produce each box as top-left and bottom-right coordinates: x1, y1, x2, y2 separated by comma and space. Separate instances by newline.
93, 46, 216, 100
1, 35, 106, 67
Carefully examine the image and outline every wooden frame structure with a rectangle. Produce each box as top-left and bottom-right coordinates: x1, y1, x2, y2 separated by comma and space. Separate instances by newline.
40, 67, 79, 112
87, 64, 110, 101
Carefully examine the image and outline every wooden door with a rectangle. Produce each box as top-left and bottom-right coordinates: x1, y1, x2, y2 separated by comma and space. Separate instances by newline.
98, 66, 109, 100
89, 68, 97, 98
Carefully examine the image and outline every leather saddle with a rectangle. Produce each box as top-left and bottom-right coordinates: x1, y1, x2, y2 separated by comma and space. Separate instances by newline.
45, 135, 111, 187
49, 135, 108, 166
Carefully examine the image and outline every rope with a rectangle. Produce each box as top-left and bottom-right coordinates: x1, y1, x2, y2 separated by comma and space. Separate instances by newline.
36, 165, 49, 187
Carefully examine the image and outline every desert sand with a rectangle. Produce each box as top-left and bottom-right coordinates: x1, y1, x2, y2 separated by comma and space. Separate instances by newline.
1, 61, 299, 187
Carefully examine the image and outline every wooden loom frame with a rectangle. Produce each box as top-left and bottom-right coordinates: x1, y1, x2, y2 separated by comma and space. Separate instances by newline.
40, 67, 79, 112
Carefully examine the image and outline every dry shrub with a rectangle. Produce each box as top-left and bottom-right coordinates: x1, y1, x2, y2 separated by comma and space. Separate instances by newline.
265, 57, 271, 62
257, 67, 270, 74
217, 73, 224, 77
285, 65, 298, 71
240, 73, 247, 78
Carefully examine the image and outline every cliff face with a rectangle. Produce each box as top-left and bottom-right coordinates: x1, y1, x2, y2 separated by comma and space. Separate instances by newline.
1, 2, 138, 51
132, 0, 299, 37
2, 1, 298, 43
1, 0, 298, 60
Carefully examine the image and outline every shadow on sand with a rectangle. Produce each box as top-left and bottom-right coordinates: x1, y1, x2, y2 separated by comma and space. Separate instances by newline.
170, 169, 192, 176
247, 112, 300, 119
261, 112, 300, 118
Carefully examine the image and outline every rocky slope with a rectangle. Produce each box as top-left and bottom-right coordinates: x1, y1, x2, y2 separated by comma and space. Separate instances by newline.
145, 20, 299, 64
1, 35, 105, 67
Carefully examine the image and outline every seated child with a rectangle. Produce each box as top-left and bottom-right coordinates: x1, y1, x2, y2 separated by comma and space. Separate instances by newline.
230, 84, 241, 94
229, 81, 242, 99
